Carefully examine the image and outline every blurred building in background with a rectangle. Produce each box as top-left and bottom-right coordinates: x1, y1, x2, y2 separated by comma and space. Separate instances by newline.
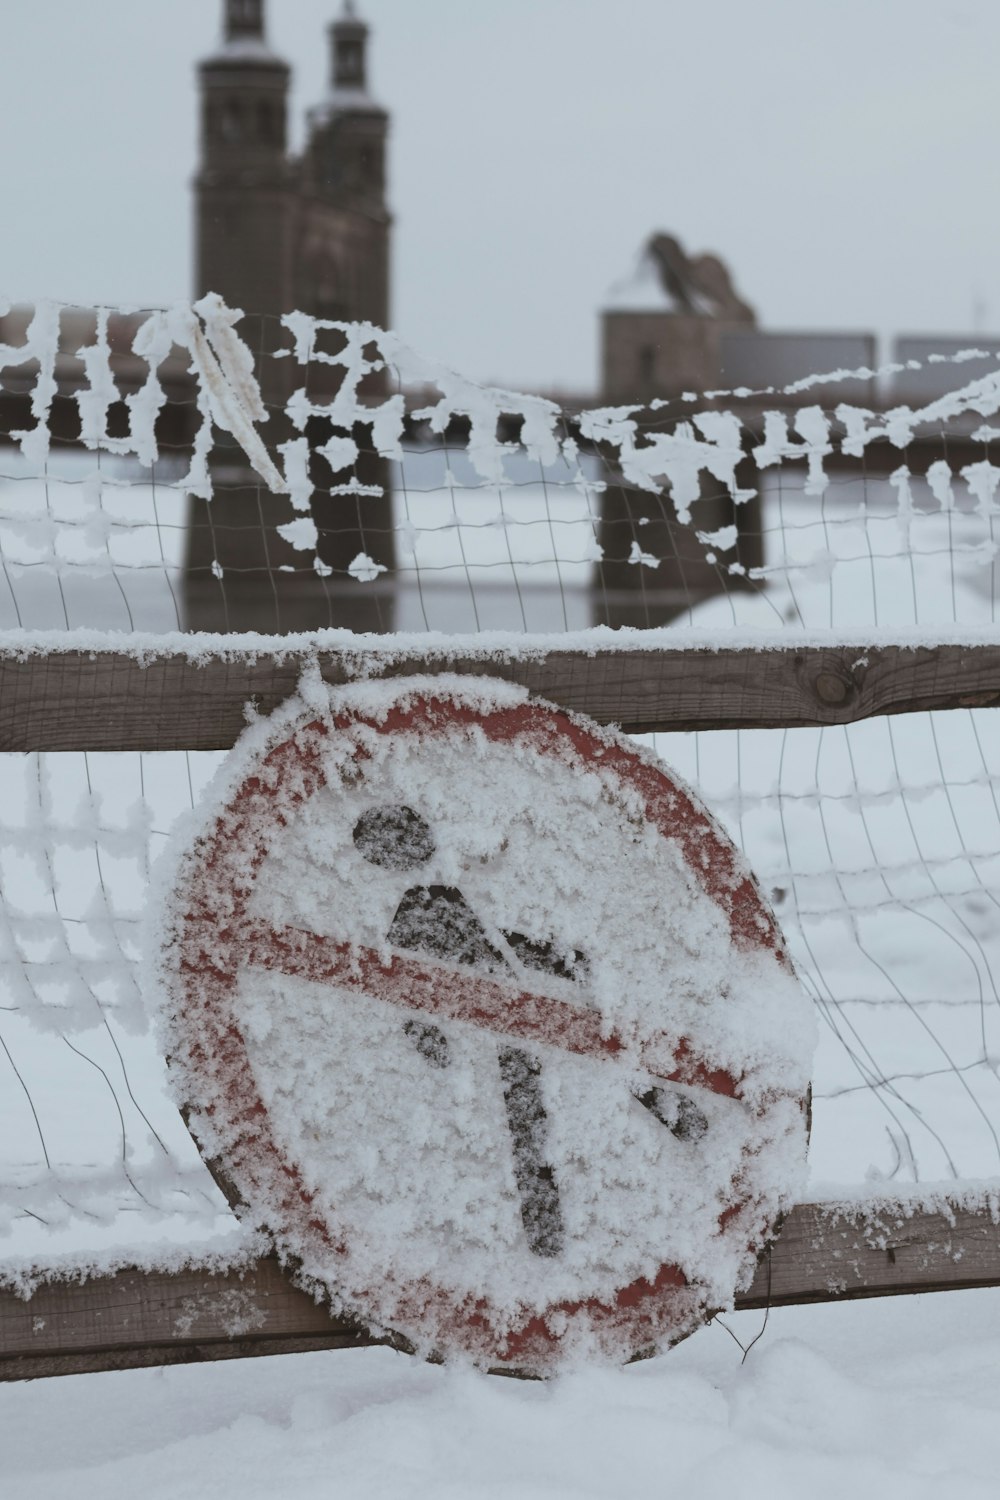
196, 0, 390, 354
602, 233, 757, 405
185, 0, 395, 633
4, 9, 1000, 639
595, 235, 765, 625
601, 233, 877, 408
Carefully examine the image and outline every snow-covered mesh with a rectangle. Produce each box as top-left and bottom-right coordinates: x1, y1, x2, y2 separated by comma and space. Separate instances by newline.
3, 295, 1000, 1274
4, 294, 1000, 637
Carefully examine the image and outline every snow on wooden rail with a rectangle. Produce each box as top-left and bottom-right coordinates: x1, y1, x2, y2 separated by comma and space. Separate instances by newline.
3, 1197, 999, 1381
1, 628, 1000, 749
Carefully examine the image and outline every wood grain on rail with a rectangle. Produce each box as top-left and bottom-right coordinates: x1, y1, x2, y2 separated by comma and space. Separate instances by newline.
3, 1199, 998, 1381
1, 641, 1000, 750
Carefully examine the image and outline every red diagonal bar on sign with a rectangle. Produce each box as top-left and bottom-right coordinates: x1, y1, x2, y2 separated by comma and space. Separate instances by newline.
233, 920, 739, 1099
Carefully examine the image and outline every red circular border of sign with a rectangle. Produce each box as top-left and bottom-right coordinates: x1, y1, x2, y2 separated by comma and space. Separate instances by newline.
170, 689, 800, 1372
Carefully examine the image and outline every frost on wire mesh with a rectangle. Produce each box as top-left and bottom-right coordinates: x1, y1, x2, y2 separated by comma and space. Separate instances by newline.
4, 293, 1000, 634
0, 747, 249, 1266
147, 673, 814, 1371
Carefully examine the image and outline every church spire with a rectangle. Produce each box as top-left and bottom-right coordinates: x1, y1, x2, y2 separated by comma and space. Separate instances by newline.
330, 2, 369, 92
226, 0, 265, 42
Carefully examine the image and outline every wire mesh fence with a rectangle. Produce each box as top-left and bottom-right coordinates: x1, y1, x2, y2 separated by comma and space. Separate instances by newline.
5, 295, 1000, 638
3, 294, 1000, 1272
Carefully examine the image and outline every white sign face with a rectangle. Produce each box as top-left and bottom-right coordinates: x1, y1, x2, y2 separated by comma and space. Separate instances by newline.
152, 675, 814, 1373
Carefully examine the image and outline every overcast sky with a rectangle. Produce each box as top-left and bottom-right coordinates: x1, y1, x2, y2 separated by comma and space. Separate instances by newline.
3, 0, 999, 391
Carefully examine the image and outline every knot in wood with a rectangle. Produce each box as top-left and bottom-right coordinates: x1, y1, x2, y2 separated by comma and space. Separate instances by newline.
814, 671, 850, 707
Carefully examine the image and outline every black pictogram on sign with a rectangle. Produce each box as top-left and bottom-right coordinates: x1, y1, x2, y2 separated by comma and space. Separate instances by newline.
355, 802, 708, 1260
355, 802, 565, 1259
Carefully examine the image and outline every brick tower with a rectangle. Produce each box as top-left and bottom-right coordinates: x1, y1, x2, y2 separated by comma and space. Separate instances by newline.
185, 0, 395, 634
293, 2, 395, 609
195, 0, 293, 386
297, 2, 391, 331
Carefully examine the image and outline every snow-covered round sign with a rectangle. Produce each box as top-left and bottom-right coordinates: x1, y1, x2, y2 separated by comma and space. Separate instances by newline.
151, 673, 814, 1374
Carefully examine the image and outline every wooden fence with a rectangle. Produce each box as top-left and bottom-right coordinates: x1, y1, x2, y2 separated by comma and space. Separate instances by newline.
2, 634, 1000, 1381
3, 638, 1000, 751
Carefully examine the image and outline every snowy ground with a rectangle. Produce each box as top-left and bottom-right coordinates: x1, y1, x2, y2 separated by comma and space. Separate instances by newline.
5, 1290, 1000, 1498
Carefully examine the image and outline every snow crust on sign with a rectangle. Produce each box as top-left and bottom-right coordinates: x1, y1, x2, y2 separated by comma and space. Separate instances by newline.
149, 674, 814, 1368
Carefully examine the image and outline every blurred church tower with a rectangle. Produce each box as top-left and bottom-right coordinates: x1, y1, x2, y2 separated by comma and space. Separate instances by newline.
296, 1, 391, 331
185, 0, 395, 633
195, 0, 293, 376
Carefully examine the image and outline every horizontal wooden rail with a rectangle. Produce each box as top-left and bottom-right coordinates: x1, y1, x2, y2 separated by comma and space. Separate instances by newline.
2, 639, 1000, 750
3, 1199, 998, 1381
